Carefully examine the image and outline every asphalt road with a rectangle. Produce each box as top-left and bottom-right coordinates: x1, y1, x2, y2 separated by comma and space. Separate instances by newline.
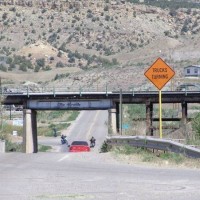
65, 110, 108, 149
1, 111, 200, 200
38, 110, 108, 153
1, 151, 200, 200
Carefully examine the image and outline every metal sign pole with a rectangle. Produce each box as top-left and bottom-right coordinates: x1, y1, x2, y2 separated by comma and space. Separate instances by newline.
145, 58, 175, 138
159, 90, 163, 138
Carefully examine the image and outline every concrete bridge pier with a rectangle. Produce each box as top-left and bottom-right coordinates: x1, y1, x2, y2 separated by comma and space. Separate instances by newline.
108, 109, 117, 134
181, 102, 188, 138
181, 102, 188, 124
23, 109, 38, 153
116, 103, 120, 133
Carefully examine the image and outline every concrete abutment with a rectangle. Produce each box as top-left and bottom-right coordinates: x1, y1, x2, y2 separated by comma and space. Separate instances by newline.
23, 109, 38, 153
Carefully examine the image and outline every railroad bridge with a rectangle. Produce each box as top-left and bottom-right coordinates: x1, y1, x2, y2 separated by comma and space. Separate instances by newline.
2, 87, 200, 153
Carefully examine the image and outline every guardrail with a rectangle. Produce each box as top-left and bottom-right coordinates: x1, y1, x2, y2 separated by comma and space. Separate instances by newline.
106, 136, 200, 158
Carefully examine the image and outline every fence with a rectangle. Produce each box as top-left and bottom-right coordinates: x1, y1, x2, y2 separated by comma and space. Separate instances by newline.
106, 136, 200, 158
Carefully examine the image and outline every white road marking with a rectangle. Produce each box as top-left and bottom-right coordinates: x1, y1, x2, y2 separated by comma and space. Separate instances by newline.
61, 111, 84, 137
86, 111, 100, 139
57, 154, 70, 162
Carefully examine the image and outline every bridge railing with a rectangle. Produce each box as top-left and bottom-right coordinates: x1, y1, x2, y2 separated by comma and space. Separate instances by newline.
1, 84, 136, 94
1, 83, 199, 95
106, 136, 200, 158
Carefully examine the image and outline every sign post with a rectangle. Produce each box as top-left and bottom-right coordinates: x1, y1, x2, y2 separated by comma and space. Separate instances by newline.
144, 58, 175, 138
159, 90, 162, 138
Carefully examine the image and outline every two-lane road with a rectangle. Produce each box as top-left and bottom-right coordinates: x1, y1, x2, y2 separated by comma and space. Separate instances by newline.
2, 110, 200, 200
61, 110, 108, 151
0, 151, 200, 200
38, 110, 108, 152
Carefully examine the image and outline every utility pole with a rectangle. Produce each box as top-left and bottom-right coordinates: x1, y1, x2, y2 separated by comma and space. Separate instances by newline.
0, 77, 1, 92
0, 77, 2, 133
119, 88, 123, 135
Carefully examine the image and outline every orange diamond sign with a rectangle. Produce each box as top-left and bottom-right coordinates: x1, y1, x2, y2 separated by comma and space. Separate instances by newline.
144, 57, 175, 90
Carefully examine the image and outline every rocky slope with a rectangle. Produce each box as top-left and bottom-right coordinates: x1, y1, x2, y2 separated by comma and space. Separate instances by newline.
1, 0, 200, 90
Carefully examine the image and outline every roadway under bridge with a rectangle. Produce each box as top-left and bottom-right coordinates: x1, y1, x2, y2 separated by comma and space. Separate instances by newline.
2, 88, 200, 153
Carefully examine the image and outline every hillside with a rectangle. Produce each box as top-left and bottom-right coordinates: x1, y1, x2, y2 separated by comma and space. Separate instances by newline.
1, 0, 200, 90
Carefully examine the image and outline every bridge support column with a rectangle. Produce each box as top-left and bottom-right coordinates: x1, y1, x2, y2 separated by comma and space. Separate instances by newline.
116, 103, 120, 133
108, 109, 117, 134
181, 102, 188, 138
23, 109, 38, 153
181, 102, 188, 125
146, 101, 153, 136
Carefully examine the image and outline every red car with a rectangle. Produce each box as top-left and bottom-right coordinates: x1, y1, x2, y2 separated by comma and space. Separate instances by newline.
69, 141, 90, 152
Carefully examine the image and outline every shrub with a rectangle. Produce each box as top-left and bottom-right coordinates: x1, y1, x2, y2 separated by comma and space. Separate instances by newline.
38, 145, 52, 152
0, 64, 7, 72
68, 57, 75, 63
181, 24, 189, 33
104, 5, 109, 11
56, 61, 65, 68
36, 58, 45, 67
43, 65, 51, 71
6, 141, 22, 152
164, 30, 170, 36
9, 63, 16, 69
9, 7, 16, 12
112, 58, 118, 65
160, 152, 184, 164
41, 9, 47, 14
192, 113, 200, 139
2, 12, 8, 20
57, 28, 61, 33
19, 63, 27, 71
31, 29, 36, 34
48, 32, 57, 43
49, 56, 54, 61
105, 15, 110, 21
100, 141, 112, 152
169, 9, 177, 17
34, 65, 41, 72
87, 13, 93, 18
54, 73, 70, 80
3, 21, 8, 26
57, 51, 62, 57
6, 57, 12, 64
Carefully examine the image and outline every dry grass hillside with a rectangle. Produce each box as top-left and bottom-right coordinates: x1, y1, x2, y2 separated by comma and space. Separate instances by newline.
1, 0, 200, 90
